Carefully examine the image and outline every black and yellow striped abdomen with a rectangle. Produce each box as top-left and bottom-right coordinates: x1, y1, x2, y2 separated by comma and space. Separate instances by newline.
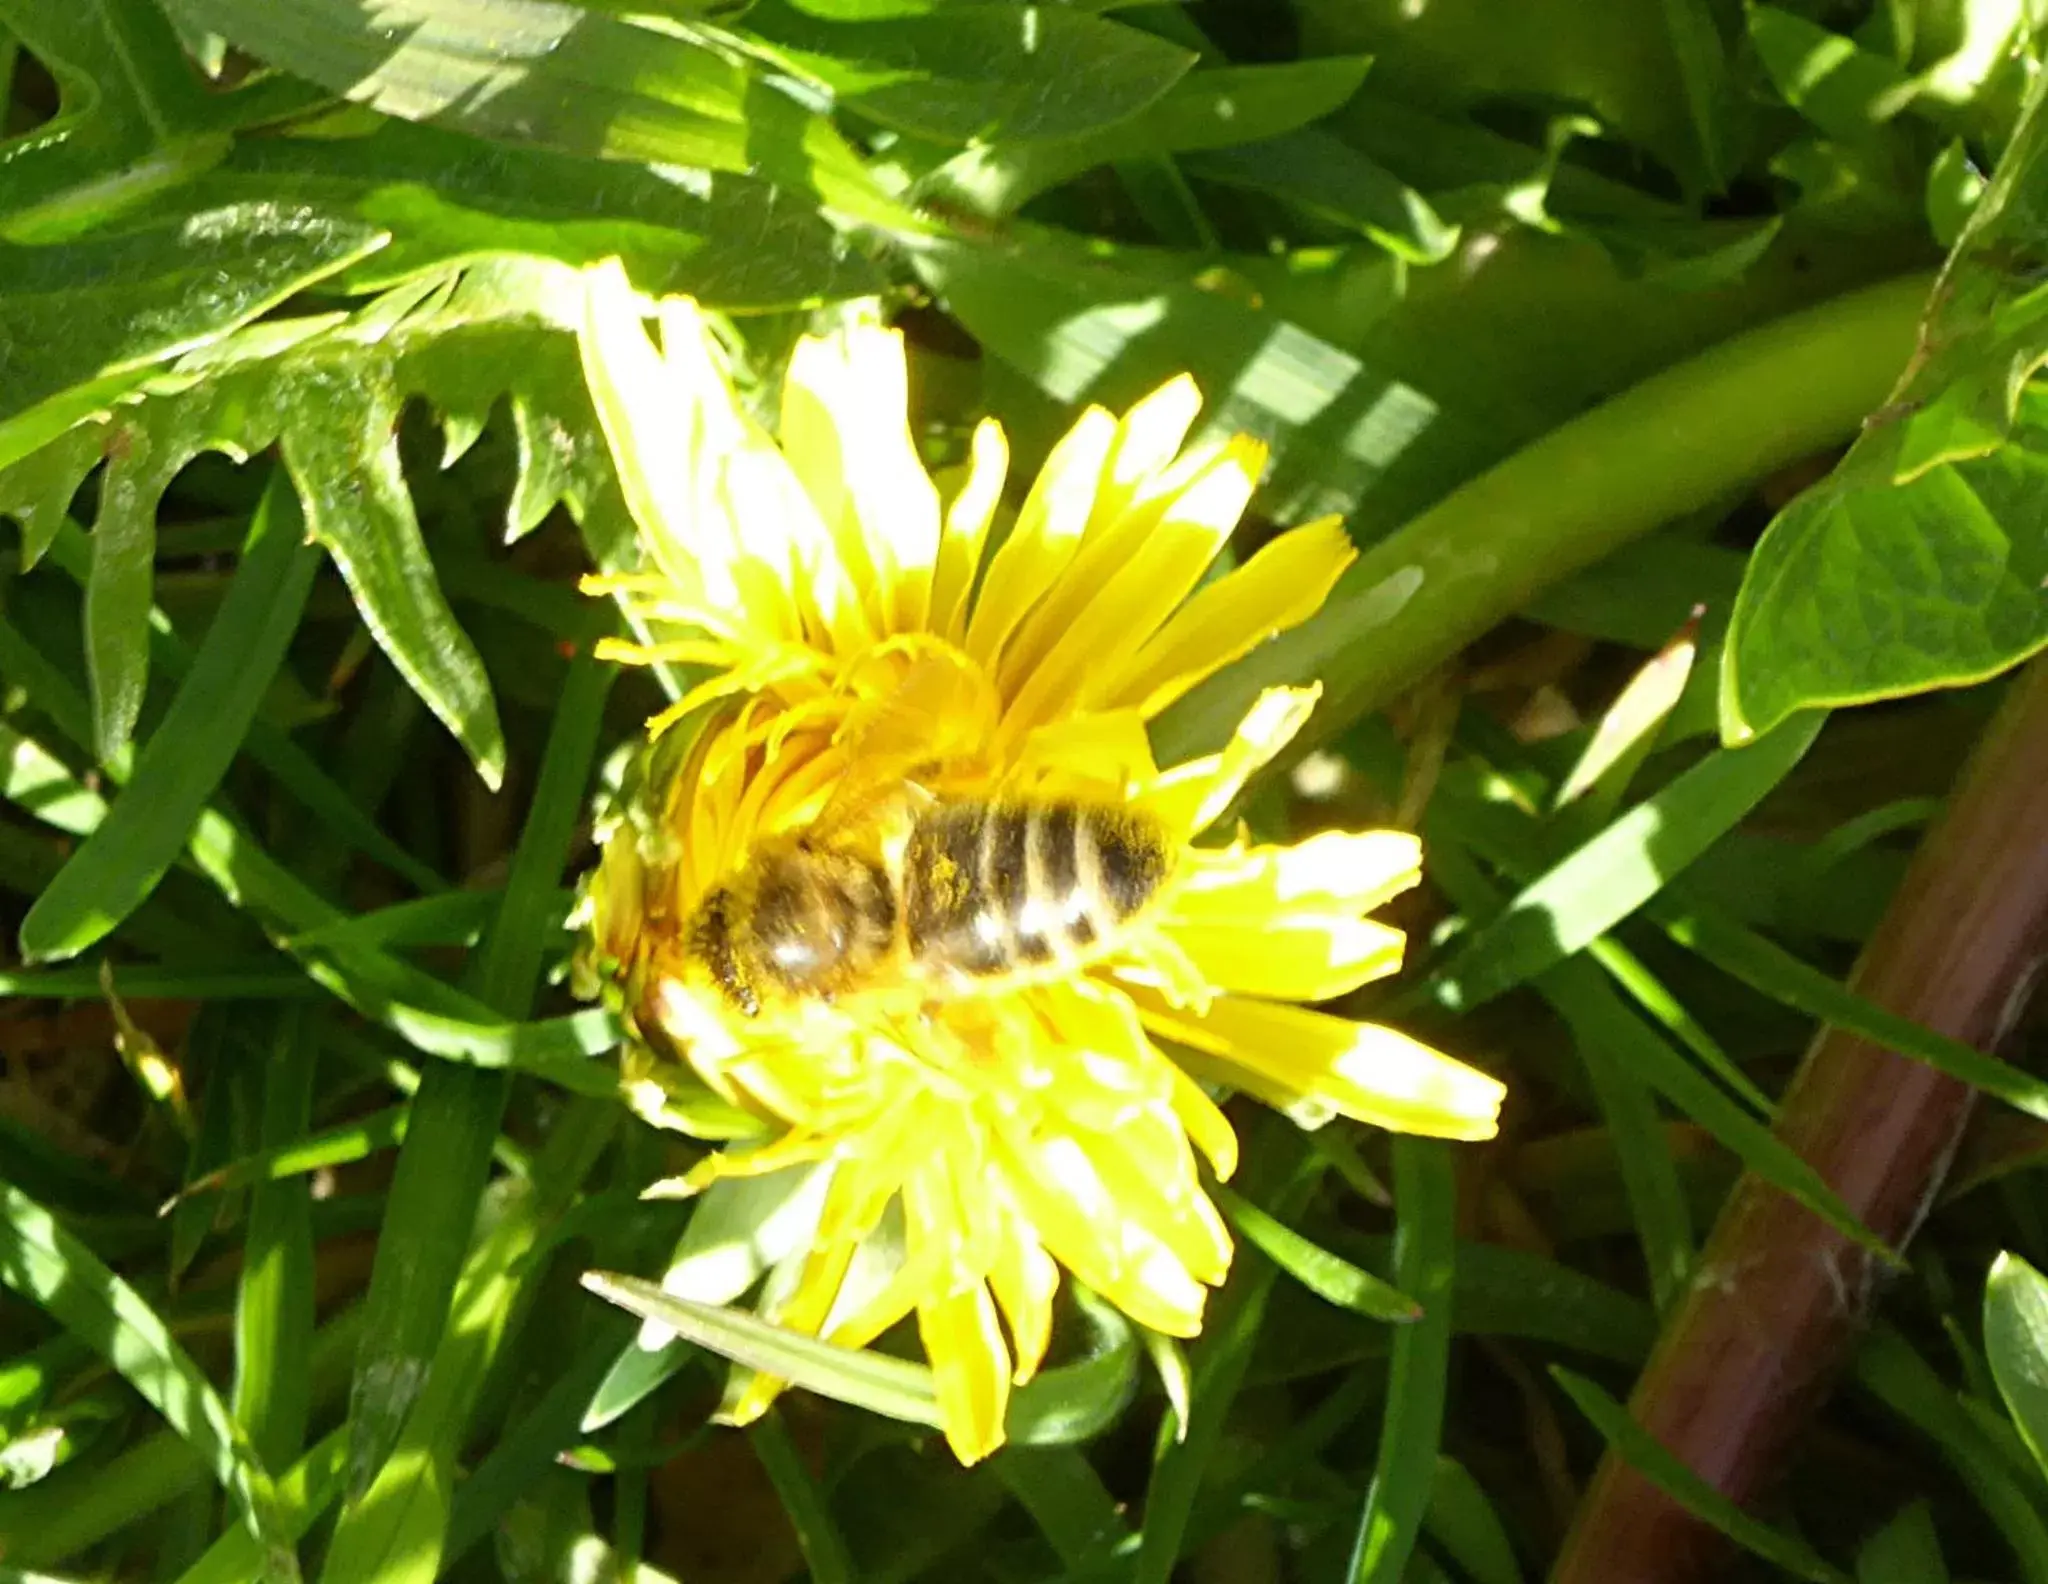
902, 801, 1170, 985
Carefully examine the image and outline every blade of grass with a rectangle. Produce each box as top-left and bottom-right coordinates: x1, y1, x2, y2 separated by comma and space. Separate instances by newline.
328, 650, 617, 1576
1134, 1120, 1318, 1584
1852, 1328, 2048, 1584
168, 1107, 408, 1207
993, 1447, 1131, 1572
1214, 1185, 1422, 1322
751, 1412, 854, 1584
1346, 1139, 1456, 1584
231, 1005, 317, 1470
21, 475, 320, 962
581, 1274, 944, 1428
171, 1429, 348, 1584
1653, 892, 2048, 1125
41, 520, 446, 895
1432, 711, 1824, 1013
0, 1181, 290, 1569
1555, 1368, 1852, 1583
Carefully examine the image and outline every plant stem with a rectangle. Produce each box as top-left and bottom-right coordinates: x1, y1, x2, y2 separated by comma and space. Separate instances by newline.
1154, 271, 1935, 765
1553, 656, 2048, 1584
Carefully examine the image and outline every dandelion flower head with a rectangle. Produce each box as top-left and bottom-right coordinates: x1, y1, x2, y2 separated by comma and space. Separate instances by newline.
573, 261, 1505, 1462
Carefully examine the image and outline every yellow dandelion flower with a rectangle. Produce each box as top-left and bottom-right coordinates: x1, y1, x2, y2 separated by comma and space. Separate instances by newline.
573, 260, 1505, 1464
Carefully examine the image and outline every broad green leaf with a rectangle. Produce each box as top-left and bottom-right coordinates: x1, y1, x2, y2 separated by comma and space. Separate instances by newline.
1296, 0, 1723, 199
1659, 0, 1736, 195
1555, 1368, 1854, 1582
21, 474, 320, 962
1748, 7, 1912, 143
921, 57, 1372, 217
1723, 395, 2048, 739
0, 0, 223, 234
0, 1181, 292, 1570
743, 0, 1192, 145
1184, 131, 1460, 264
1345, 1140, 1455, 1584
1986, 1252, 2048, 1485
582, 1273, 946, 1428
0, 202, 387, 472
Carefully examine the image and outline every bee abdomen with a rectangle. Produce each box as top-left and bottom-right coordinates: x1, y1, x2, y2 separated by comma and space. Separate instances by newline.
904, 801, 1169, 982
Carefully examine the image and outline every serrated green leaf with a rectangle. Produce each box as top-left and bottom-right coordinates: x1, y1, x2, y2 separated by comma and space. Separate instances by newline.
212, 121, 887, 309
159, 0, 910, 230
743, 0, 1192, 145
280, 361, 506, 790
22, 474, 320, 961
0, 202, 387, 472
0, 427, 99, 568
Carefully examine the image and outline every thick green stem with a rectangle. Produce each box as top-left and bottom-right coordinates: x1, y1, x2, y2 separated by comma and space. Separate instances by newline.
1154, 271, 1935, 765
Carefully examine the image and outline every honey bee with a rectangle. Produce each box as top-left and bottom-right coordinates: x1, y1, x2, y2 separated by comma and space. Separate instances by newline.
688, 798, 1172, 1017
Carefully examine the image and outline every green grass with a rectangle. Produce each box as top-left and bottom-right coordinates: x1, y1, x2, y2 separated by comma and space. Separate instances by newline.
8, 1, 2048, 1580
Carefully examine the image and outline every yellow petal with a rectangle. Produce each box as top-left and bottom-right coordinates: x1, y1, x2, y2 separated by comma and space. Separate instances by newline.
1095, 374, 1204, 526
1135, 993, 1505, 1141
1090, 516, 1357, 718
996, 437, 1263, 742
931, 417, 1009, 644
782, 322, 941, 636
579, 266, 808, 647
986, 1226, 1060, 1385
1164, 916, 1409, 1002
1140, 686, 1319, 839
1165, 1059, 1239, 1180
965, 407, 1116, 670
918, 1281, 1011, 1464
1169, 831, 1423, 919
993, 1121, 1208, 1336
1009, 709, 1160, 798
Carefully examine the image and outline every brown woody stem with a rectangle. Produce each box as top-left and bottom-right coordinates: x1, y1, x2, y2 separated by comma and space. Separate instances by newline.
1552, 658, 2048, 1583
